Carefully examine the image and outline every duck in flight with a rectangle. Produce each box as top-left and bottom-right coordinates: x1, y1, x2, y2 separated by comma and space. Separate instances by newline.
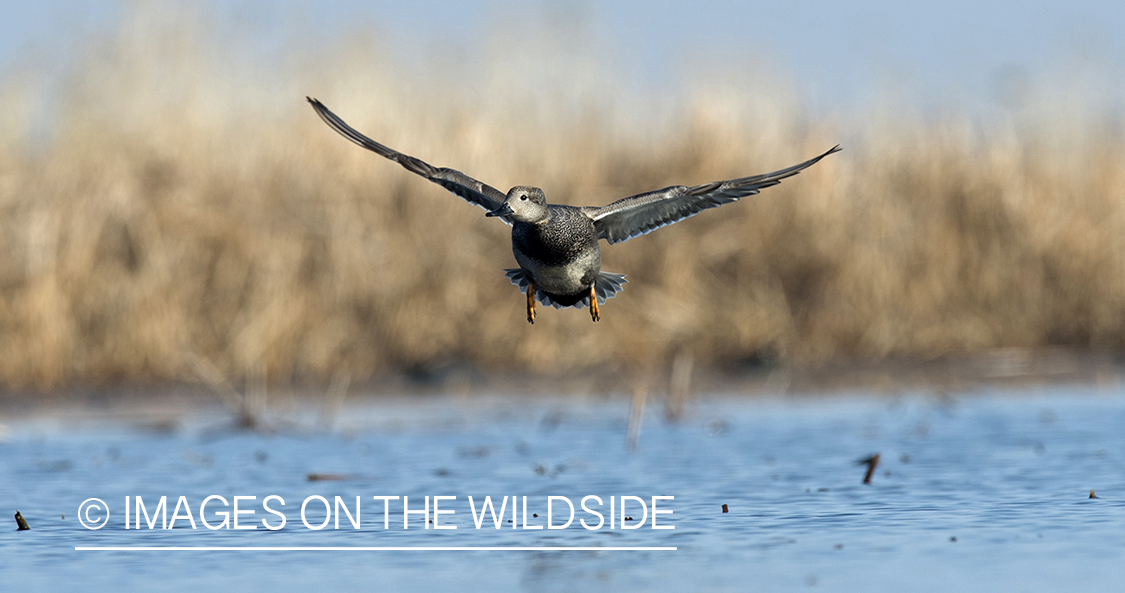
308, 97, 839, 324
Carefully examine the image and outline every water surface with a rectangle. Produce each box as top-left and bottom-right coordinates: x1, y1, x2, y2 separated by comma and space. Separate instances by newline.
2, 388, 1124, 591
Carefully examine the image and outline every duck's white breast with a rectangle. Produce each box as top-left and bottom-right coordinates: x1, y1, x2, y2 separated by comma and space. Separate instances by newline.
516, 248, 600, 296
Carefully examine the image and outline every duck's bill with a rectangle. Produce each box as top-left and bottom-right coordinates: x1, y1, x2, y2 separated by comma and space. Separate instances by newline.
486, 203, 514, 218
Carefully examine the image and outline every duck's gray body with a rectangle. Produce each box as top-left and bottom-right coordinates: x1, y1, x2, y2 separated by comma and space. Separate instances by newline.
513, 206, 600, 300
503, 205, 626, 308
307, 97, 839, 319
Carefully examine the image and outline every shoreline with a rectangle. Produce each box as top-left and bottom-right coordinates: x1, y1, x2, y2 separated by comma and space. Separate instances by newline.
2, 348, 1122, 420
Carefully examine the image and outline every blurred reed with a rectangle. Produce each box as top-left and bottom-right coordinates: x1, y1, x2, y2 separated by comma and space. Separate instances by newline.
0, 4, 1123, 389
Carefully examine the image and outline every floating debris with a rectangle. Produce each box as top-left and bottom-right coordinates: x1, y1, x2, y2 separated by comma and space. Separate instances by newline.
1089, 490, 1098, 499
834, 543, 844, 550
457, 446, 491, 459
15, 511, 29, 531
539, 411, 564, 431
306, 473, 351, 482
949, 536, 957, 542
858, 453, 880, 484
722, 504, 729, 513
705, 420, 728, 437
37, 460, 74, 472
183, 450, 214, 468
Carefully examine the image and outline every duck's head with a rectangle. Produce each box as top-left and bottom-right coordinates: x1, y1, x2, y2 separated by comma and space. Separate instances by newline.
486, 186, 548, 223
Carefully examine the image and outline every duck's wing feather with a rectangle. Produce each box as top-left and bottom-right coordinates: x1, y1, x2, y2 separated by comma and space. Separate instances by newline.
585, 145, 840, 244
308, 97, 512, 224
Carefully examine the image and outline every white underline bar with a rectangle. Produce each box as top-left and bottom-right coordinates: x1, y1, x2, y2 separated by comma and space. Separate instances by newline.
76, 546, 676, 551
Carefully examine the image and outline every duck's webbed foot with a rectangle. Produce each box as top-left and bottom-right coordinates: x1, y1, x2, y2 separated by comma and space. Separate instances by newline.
526, 282, 537, 325
589, 285, 600, 322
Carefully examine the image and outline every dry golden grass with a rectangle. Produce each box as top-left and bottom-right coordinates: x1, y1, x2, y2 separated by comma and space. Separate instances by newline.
1, 5, 1124, 389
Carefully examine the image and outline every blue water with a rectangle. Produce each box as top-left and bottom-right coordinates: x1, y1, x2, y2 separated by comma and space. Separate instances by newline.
2, 388, 1124, 591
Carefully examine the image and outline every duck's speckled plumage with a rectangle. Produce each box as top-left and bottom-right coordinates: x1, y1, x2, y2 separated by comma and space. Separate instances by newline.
511, 205, 602, 305
513, 206, 597, 267
307, 97, 839, 321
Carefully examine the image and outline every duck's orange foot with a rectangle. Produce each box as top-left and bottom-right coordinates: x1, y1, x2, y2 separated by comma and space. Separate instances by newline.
526, 283, 537, 325
589, 285, 600, 322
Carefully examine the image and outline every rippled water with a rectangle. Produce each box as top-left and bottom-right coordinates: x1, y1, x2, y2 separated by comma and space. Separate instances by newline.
3, 387, 1125, 591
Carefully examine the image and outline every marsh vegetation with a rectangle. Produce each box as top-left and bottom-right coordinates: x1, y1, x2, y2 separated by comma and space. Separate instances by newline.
1, 4, 1123, 389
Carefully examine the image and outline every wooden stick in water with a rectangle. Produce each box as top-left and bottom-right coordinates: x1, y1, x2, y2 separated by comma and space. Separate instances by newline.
859, 453, 880, 484
15, 510, 30, 531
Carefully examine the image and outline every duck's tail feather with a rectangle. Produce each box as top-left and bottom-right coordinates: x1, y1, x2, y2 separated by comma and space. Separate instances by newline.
504, 269, 627, 309
591, 271, 628, 305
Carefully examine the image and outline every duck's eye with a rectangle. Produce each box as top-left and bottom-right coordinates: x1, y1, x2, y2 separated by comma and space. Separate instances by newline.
521, 196, 528, 201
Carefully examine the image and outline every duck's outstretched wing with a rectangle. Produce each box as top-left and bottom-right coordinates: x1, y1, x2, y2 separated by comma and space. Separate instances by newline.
585, 145, 840, 244
308, 97, 512, 224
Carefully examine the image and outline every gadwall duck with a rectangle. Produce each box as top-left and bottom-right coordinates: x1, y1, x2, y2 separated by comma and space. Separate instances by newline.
308, 97, 839, 323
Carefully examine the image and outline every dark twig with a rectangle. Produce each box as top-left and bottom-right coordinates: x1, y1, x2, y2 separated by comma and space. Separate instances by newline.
15, 511, 30, 531
858, 453, 880, 484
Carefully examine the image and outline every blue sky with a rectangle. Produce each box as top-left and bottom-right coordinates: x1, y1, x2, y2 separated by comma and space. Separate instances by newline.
3, 0, 1124, 113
